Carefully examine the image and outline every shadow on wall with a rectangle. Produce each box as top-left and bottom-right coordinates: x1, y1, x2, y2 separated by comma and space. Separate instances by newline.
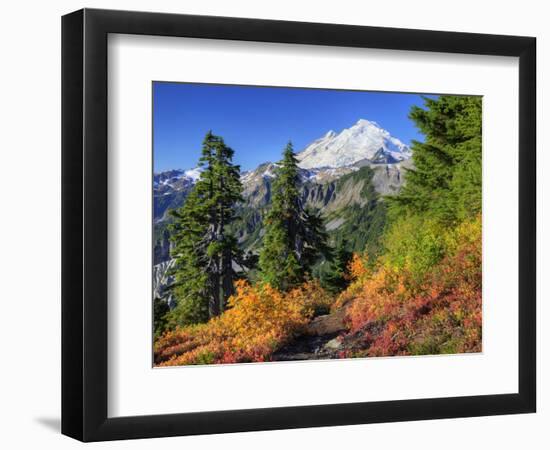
34, 417, 60, 433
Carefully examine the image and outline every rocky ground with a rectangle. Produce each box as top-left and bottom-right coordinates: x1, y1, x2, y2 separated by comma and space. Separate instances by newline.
272, 304, 380, 361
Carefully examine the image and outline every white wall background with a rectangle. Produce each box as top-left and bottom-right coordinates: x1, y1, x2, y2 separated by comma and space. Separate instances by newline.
0, 0, 546, 448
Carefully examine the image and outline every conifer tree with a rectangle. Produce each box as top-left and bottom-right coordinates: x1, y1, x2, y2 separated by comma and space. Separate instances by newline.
259, 142, 328, 291
169, 131, 244, 325
321, 239, 353, 294
382, 96, 482, 279
168, 188, 210, 326
153, 298, 170, 338
388, 96, 482, 224
198, 132, 244, 316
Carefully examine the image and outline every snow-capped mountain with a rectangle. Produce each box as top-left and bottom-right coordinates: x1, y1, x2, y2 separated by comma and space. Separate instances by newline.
154, 118, 411, 197
296, 119, 411, 169
153, 118, 414, 298
153, 118, 412, 229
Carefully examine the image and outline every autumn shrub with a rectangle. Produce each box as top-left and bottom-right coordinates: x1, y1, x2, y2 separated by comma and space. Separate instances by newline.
154, 279, 332, 366
381, 215, 448, 284
290, 279, 334, 316
331, 251, 372, 311
342, 215, 481, 357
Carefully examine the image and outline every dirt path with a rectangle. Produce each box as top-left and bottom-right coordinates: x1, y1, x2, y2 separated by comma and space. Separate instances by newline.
272, 307, 349, 361
271, 305, 381, 361
272, 332, 341, 361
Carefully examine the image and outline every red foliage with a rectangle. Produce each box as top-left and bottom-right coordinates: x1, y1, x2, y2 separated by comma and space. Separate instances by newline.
344, 216, 482, 356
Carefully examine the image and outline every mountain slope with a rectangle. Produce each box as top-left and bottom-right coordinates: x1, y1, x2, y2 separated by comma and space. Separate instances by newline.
153, 169, 198, 223
231, 164, 409, 258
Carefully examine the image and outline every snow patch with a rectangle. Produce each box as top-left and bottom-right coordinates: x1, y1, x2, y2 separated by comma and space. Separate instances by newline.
184, 167, 203, 182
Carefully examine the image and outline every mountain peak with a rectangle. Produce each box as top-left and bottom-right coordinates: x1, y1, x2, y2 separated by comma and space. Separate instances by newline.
354, 118, 379, 128
296, 119, 411, 170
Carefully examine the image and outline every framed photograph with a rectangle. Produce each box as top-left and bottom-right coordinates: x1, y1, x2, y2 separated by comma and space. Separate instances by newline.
61, 8, 536, 442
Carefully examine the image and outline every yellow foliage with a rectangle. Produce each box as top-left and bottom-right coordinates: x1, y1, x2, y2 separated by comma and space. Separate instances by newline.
154, 279, 333, 366
332, 251, 372, 311
348, 252, 370, 280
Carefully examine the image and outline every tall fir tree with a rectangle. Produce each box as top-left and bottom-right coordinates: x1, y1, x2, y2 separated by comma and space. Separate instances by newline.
388, 95, 482, 224
199, 132, 244, 316
168, 131, 244, 326
259, 142, 328, 291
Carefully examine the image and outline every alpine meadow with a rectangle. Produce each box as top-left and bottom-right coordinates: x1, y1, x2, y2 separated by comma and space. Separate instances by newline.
152, 83, 482, 366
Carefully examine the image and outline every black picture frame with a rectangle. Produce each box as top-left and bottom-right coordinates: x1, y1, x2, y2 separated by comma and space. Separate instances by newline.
61, 8, 536, 442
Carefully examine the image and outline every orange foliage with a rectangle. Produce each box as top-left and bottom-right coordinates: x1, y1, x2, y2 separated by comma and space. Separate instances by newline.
342, 215, 482, 356
348, 252, 370, 280
331, 251, 371, 311
154, 279, 332, 366
155, 216, 482, 365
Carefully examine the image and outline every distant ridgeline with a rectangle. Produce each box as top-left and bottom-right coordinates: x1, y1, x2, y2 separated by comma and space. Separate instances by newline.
153, 118, 412, 266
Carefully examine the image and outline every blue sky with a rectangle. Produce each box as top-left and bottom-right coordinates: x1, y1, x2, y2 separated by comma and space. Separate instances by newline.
153, 82, 432, 172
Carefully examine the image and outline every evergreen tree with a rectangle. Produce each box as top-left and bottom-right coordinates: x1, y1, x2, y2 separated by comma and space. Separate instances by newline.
382, 96, 482, 279
195, 131, 244, 316
259, 142, 328, 290
388, 95, 482, 224
153, 298, 170, 338
169, 131, 244, 325
168, 188, 210, 326
321, 239, 353, 294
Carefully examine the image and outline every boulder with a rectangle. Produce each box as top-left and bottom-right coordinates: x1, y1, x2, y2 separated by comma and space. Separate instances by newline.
305, 307, 348, 336
324, 337, 343, 350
